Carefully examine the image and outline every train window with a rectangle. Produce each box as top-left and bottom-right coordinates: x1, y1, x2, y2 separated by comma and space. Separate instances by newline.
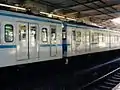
86, 32, 90, 43
19, 24, 27, 41
30, 26, 37, 40
41, 28, 48, 42
114, 36, 116, 42
117, 36, 119, 41
111, 35, 114, 43
99, 33, 104, 42
5, 24, 14, 42
62, 31, 66, 39
51, 25, 56, 41
92, 32, 99, 44
62, 25, 66, 39
114, 35, 119, 42
76, 31, 81, 42
72, 30, 76, 41
101, 34, 104, 42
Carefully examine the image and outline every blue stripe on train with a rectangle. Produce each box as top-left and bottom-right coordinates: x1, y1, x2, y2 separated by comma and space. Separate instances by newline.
0, 45, 16, 48
40, 44, 61, 47
0, 44, 70, 48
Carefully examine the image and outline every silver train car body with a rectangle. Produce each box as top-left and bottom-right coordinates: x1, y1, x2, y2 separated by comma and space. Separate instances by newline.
66, 23, 120, 57
0, 10, 120, 67
0, 10, 62, 67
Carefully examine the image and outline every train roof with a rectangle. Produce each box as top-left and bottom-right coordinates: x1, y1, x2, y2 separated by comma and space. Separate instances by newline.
0, 9, 62, 24
0, 6, 62, 20
0, 8, 107, 29
65, 21, 106, 29
1, 9, 119, 33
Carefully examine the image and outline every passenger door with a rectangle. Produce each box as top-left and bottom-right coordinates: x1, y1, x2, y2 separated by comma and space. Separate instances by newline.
17, 22, 38, 60
71, 29, 76, 54
39, 25, 49, 59
29, 23, 38, 59
76, 30, 82, 53
17, 22, 29, 60
50, 25, 57, 57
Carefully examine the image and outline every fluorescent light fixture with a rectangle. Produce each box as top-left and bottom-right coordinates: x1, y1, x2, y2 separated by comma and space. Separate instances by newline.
40, 12, 65, 18
67, 17, 76, 21
40, 11, 77, 21
0, 3, 26, 10
40, 11, 49, 15
48, 14, 53, 17
52, 14, 65, 18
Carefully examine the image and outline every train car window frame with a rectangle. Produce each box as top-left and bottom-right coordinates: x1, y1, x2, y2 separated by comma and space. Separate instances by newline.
117, 35, 119, 42
30, 25, 37, 40
62, 25, 66, 39
86, 31, 90, 43
4, 24, 14, 42
92, 32, 99, 44
62, 31, 66, 39
41, 28, 48, 42
50, 25, 57, 41
99, 33, 104, 42
19, 24, 27, 41
72, 30, 76, 41
76, 31, 81, 42
101, 33, 104, 42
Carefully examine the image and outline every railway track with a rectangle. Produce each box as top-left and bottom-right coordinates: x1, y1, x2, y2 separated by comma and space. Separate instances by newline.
80, 67, 120, 90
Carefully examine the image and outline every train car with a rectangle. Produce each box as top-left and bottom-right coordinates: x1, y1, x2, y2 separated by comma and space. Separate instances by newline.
64, 22, 89, 57
109, 30, 120, 49
0, 9, 120, 68
89, 28, 110, 53
63, 21, 120, 58
0, 10, 63, 67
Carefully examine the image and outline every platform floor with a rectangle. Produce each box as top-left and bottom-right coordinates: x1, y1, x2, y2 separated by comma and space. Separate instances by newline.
113, 83, 120, 90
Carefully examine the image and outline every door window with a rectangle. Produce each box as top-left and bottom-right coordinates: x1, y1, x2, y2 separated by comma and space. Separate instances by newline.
72, 30, 76, 41
51, 25, 56, 41
5, 24, 14, 42
19, 24, 27, 41
99, 33, 104, 42
30, 25, 37, 40
76, 31, 81, 42
41, 28, 48, 42
91, 32, 99, 44
50, 25, 57, 56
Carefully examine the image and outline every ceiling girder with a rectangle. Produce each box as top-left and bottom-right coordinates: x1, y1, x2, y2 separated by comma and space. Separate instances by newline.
92, 2, 114, 14
71, 0, 115, 18
54, 0, 100, 9
63, 0, 119, 12
62, 3, 120, 17
37, 0, 78, 13
99, 0, 118, 11
23, 0, 118, 18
